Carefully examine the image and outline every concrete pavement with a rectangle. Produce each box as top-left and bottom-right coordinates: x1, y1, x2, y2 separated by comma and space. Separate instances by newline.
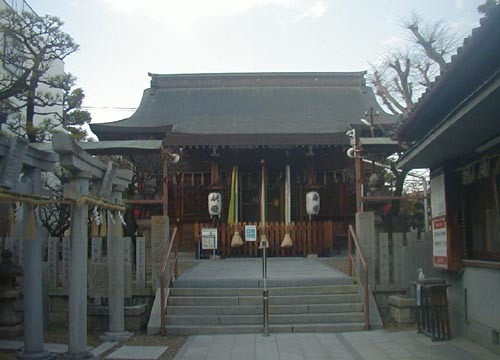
173, 330, 500, 360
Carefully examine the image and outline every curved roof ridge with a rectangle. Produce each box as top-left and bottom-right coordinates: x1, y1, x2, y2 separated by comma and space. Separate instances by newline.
148, 71, 367, 89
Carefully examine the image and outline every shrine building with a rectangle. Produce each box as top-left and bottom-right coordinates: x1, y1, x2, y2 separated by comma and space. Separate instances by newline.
90, 72, 397, 255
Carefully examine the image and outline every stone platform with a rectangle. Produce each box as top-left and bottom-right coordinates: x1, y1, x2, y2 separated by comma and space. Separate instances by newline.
173, 257, 351, 288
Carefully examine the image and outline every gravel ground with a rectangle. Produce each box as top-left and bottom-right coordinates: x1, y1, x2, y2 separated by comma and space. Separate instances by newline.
0, 260, 198, 360
0, 328, 187, 360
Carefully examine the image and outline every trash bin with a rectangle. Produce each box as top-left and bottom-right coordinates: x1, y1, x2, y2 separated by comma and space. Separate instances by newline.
416, 279, 451, 341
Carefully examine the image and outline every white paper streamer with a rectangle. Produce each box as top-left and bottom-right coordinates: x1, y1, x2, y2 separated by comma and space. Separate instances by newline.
14, 202, 23, 223
118, 211, 126, 226
92, 206, 102, 226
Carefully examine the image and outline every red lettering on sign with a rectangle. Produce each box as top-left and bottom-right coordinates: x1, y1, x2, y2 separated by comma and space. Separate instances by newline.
433, 219, 446, 229
434, 256, 447, 265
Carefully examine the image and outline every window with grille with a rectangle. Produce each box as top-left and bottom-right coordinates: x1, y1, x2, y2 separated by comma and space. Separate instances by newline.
462, 156, 500, 262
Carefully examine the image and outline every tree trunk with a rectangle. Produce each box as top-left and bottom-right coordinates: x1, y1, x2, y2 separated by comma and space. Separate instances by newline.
26, 91, 36, 142
26, 71, 40, 142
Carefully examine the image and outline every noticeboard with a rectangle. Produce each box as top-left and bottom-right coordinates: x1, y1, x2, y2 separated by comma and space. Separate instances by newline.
244, 225, 257, 241
430, 172, 446, 217
201, 228, 218, 250
432, 217, 448, 268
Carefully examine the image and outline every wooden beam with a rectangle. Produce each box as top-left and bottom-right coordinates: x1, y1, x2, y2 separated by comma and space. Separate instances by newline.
162, 148, 169, 215
125, 199, 164, 205
355, 150, 363, 212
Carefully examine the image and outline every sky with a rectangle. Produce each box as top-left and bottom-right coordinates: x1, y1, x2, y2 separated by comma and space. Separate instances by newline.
26, 0, 486, 129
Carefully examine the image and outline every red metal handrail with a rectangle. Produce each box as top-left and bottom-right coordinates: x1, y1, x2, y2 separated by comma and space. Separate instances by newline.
348, 225, 370, 330
160, 227, 178, 336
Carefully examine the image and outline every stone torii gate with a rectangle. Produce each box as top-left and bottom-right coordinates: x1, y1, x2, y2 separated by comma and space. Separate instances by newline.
52, 133, 133, 359
0, 135, 57, 360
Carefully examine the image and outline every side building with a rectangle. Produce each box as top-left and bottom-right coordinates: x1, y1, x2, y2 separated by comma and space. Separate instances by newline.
397, 5, 500, 354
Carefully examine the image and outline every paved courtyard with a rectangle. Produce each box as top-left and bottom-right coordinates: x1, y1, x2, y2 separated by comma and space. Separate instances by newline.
173, 330, 500, 360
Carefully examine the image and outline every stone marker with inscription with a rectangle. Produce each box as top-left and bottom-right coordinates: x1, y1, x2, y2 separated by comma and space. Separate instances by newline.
151, 216, 169, 290
135, 237, 146, 289
47, 237, 59, 289
61, 237, 71, 289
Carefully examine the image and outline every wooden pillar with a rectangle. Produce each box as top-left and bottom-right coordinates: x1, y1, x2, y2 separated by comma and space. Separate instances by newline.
210, 160, 220, 185
355, 146, 364, 213
162, 148, 169, 216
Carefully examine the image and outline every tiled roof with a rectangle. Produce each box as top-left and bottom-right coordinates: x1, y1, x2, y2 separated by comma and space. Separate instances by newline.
91, 72, 396, 144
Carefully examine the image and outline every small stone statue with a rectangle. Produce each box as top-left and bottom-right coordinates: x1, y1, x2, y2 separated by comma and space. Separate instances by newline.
0, 249, 23, 290
0, 249, 23, 337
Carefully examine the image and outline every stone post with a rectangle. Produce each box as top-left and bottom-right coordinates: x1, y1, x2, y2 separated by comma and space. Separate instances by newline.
64, 174, 95, 359
52, 133, 132, 357
355, 211, 376, 289
101, 189, 133, 341
18, 168, 54, 360
151, 216, 170, 290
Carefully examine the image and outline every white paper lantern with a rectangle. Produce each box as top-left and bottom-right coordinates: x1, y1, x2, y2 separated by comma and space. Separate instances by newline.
306, 191, 320, 216
208, 192, 222, 217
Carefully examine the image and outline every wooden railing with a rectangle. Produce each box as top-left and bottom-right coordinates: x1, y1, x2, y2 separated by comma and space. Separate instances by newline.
194, 221, 347, 257
159, 227, 178, 336
348, 225, 370, 330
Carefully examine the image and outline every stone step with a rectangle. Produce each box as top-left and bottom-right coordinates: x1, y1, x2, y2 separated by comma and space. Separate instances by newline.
169, 284, 358, 297
166, 312, 365, 326
172, 276, 353, 288
165, 322, 366, 335
167, 302, 364, 316
167, 293, 360, 306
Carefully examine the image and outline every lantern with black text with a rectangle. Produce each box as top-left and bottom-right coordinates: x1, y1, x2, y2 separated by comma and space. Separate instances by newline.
306, 190, 320, 217
208, 192, 222, 218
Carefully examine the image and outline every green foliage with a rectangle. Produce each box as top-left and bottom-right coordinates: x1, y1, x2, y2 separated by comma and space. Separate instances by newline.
0, 8, 79, 142
401, 199, 426, 233
45, 73, 92, 141
478, 0, 499, 16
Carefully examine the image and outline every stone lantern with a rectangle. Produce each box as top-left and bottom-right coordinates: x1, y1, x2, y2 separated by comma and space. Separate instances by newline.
0, 250, 23, 338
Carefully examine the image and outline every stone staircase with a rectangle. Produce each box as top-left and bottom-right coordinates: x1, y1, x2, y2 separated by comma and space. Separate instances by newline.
164, 280, 366, 335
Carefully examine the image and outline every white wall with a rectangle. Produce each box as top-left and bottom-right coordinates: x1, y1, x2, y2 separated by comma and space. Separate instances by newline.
447, 267, 500, 355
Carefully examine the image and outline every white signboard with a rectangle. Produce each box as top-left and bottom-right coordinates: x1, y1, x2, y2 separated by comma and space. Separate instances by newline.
430, 172, 446, 217
432, 217, 448, 268
244, 225, 257, 241
201, 228, 218, 250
